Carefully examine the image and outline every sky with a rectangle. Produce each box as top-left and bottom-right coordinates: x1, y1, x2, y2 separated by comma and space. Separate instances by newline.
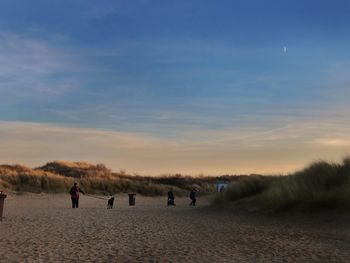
1, 0, 350, 175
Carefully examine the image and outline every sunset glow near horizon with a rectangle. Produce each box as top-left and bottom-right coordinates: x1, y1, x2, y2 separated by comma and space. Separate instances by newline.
1, 0, 350, 175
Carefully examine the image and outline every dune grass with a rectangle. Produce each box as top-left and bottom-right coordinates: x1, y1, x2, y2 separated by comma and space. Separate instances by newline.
0, 161, 236, 196
214, 157, 350, 211
0, 164, 74, 193
4, 157, 350, 212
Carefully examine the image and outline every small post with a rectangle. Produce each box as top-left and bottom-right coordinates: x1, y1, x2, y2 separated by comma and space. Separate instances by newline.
128, 193, 136, 206
0, 191, 7, 221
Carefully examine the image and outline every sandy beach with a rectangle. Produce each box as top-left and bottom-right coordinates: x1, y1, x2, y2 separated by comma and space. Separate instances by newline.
1, 193, 350, 263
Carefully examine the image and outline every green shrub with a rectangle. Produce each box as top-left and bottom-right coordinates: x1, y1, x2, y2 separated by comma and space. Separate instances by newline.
213, 175, 273, 203
214, 157, 350, 212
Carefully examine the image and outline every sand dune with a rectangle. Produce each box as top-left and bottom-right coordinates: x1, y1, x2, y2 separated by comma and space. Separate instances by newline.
1, 193, 350, 262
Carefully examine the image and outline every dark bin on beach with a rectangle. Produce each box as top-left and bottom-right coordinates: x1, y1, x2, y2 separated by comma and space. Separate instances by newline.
0, 192, 7, 221
128, 193, 136, 206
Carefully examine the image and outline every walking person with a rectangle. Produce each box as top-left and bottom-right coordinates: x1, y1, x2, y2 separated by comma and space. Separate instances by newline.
70, 182, 85, 208
189, 188, 197, 206
107, 196, 115, 209
167, 190, 176, 206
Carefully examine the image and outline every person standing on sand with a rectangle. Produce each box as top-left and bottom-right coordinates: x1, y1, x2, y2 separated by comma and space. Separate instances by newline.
167, 190, 175, 206
189, 188, 197, 206
70, 182, 85, 208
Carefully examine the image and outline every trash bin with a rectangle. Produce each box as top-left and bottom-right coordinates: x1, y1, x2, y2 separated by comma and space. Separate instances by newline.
128, 193, 136, 206
0, 192, 7, 221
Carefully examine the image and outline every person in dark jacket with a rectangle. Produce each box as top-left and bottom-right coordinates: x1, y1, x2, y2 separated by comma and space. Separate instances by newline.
167, 190, 175, 206
107, 197, 115, 209
189, 188, 197, 206
69, 182, 85, 208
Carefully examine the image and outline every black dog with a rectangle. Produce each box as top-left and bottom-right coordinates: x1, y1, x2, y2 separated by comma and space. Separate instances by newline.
107, 197, 115, 209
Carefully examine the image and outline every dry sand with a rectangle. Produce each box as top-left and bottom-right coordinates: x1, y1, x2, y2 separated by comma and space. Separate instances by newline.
1, 193, 350, 262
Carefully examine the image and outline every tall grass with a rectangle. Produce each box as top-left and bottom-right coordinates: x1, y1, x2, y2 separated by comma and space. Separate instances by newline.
213, 175, 275, 204
214, 157, 350, 211
0, 164, 74, 192
0, 161, 237, 196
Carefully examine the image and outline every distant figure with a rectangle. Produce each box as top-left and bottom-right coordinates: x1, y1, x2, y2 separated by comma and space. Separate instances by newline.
220, 185, 225, 192
189, 188, 197, 206
69, 182, 85, 208
107, 197, 115, 209
167, 190, 176, 206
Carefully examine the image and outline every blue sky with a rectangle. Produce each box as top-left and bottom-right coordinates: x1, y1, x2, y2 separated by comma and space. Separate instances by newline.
1, 0, 350, 174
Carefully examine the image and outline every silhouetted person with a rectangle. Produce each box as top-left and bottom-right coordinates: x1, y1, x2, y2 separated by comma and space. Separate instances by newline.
70, 182, 85, 208
189, 188, 197, 206
107, 197, 115, 209
167, 190, 175, 206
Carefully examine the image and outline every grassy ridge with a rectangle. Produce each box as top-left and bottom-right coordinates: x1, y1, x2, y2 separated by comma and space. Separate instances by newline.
215, 157, 350, 211
0, 161, 239, 196
0, 164, 74, 193
4, 157, 349, 211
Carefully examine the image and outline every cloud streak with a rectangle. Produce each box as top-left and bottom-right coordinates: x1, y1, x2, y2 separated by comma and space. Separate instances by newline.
0, 32, 83, 100
1, 121, 349, 175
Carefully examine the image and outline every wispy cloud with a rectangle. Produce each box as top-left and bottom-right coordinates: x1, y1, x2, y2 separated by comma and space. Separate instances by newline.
1, 31, 350, 135
0, 32, 80, 98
